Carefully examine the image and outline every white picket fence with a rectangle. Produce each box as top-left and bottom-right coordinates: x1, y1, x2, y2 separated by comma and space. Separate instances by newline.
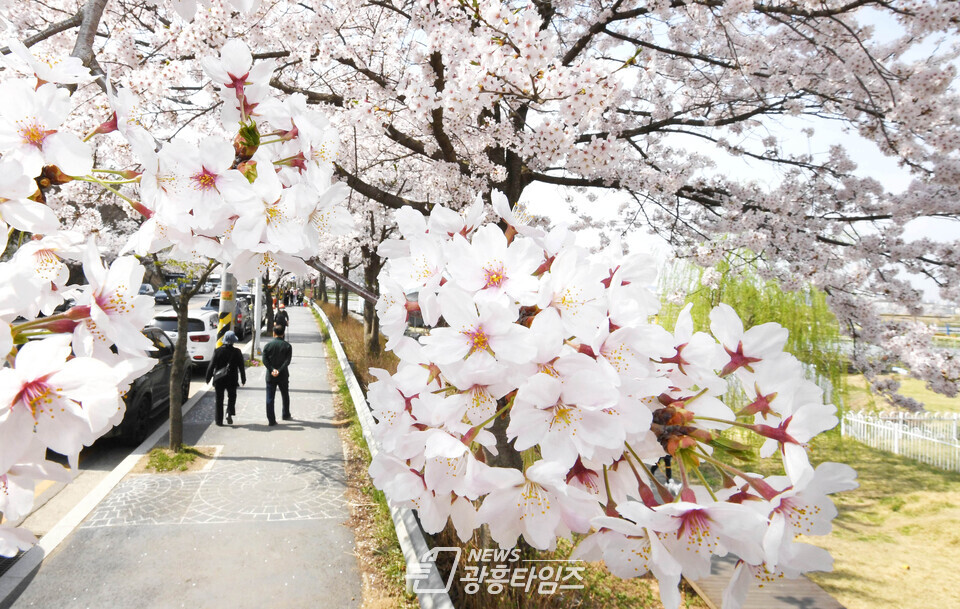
842, 410, 960, 471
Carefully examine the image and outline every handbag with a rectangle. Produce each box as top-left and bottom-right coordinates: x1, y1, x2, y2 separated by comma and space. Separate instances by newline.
212, 364, 230, 382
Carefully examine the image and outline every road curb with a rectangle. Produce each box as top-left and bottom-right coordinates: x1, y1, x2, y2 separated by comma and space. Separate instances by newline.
0, 383, 212, 609
311, 301, 455, 609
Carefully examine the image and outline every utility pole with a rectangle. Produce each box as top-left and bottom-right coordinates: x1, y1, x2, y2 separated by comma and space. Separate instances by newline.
217, 272, 237, 347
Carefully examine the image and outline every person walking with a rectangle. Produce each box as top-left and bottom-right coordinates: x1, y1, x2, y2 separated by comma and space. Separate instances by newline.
274, 303, 289, 333
205, 330, 246, 426
262, 326, 293, 425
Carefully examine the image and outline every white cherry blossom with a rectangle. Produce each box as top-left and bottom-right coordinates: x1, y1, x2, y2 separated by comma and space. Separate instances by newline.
0, 80, 92, 177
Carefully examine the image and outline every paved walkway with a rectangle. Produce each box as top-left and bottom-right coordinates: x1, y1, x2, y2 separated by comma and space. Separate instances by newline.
5, 307, 362, 609
687, 556, 845, 609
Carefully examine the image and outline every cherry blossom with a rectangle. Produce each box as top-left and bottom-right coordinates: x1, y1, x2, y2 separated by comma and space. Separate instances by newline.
368, 200, 853, 606
1, 38, 93, 84
0, 80, 92, 177
0, 335, 122, 473
73, 243, 155, 359
444, 225, 542, 305
421, 286, 534, 364
201, 38, 276, 129
0, 157, 58, 249
476, 461, 601, 550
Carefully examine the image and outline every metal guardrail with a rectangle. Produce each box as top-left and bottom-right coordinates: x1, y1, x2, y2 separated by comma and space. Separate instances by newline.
311, 302, 454, 609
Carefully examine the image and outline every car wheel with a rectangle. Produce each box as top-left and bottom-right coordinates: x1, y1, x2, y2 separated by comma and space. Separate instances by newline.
122, 393, 152, 446
181, 375, 191, 404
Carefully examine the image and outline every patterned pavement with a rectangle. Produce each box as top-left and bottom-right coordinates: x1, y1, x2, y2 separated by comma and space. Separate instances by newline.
81, 458, 348, 528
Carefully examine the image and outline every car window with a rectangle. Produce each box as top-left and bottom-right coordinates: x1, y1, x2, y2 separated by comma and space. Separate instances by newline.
143, 328, 172, 355
152, 318, 205, 332
152, 318, 179, 332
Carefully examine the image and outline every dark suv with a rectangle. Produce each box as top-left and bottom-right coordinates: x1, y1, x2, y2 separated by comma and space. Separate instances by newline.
201, 297, 253, 340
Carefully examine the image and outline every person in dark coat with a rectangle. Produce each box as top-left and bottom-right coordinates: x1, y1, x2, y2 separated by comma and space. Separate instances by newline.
274, 303, 289, 332
205, 331, 246, 426
262, 326, 293, 425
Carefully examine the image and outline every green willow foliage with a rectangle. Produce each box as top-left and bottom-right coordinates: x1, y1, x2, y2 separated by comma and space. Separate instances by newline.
658, 257, 846, 410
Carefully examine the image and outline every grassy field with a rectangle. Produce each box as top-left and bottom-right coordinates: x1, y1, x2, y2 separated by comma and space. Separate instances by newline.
797, 432, 960, 609
843, 374, 960, 413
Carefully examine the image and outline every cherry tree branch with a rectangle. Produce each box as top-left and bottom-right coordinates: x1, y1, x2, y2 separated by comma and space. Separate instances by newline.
305, 259, 378, 304
333, 163, 432, 213
0, 12, 83, 54
71, 0, 108, 67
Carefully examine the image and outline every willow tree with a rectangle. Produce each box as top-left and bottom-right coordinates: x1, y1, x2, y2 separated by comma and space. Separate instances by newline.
660, 255, 847, 408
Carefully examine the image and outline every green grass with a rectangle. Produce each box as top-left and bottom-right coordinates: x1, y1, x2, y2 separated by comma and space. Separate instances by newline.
843, 374, 960, 413
146, 446, 202, 472
796, 432, 960, 609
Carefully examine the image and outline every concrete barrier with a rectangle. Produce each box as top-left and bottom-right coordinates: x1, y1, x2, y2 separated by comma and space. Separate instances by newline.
311, 301, 454, 609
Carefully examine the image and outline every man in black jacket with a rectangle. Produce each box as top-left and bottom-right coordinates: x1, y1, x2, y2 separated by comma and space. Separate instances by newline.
274, 303, 289, 333
205, 331, 246, 426
262, 326, 293, 425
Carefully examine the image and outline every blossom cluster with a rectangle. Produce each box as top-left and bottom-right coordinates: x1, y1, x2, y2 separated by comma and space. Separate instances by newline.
368, 192, 857, 608
0, 38, 351, 555
79, 0, 957, 400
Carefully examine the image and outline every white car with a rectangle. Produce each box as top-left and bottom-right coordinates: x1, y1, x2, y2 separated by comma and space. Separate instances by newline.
150, 310, 219, 367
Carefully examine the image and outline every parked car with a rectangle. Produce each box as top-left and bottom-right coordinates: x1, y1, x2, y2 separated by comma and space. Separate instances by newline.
235, 291, 268, 327
154, 285, 180, 305
107, 327, 190, 445
138, 283, 155, 296
202, 282, 216, 294
201, 297, 252, 340
150, 310, 219, 366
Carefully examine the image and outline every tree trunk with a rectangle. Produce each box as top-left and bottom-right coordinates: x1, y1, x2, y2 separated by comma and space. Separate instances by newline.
320, 275, 328, 302
366, 312, 381, 356
168, 291, 191, 451
340, 254, 350, 321
362, 245, 381, 356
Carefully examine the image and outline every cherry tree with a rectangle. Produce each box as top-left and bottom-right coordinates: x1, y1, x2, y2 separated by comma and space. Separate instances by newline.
8, 0, 957, 395
0, 0, 956, 605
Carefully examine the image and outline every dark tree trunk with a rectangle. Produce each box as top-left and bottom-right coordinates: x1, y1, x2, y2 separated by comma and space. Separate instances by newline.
362, 244, 382, 356
320, 275, 328, 302
168, 297, 189, 451
340, 254, 350, 321
166, 262, 217, 452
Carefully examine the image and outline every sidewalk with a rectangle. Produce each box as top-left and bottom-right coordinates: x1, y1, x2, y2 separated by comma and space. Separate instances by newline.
4, 307, 362, 609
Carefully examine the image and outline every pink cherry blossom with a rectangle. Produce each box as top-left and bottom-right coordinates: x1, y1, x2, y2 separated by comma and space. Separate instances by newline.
73, 243, 155, 358
477, 461, 601, 550
421, 286, 534, 364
